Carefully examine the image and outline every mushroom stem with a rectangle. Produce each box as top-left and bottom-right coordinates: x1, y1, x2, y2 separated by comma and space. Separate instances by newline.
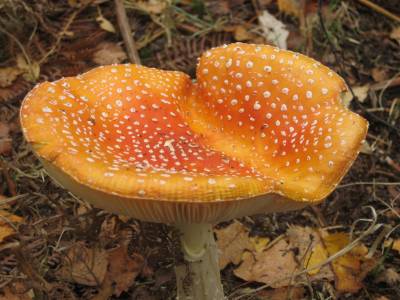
175, 223, 225, 300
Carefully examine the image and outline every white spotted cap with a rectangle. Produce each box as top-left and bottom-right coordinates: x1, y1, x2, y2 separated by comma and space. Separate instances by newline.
20, 44, 368, 223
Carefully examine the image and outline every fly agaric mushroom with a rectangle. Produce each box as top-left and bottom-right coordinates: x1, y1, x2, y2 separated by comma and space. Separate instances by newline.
20, 44, 367, 300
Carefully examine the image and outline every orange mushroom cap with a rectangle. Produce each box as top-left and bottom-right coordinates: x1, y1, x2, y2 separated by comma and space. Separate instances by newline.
186, 43, 368, 202
20, 44, 367, 223
21, 64, 278, 222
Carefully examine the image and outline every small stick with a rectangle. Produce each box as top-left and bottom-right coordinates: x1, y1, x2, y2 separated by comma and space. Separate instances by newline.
370, 76, 400, 91
39, 8, 82, 64
114, 0, 141, 65
356, 0, 400, 23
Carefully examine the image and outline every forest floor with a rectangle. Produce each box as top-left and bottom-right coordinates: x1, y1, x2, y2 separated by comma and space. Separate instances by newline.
0, 0, 399, 299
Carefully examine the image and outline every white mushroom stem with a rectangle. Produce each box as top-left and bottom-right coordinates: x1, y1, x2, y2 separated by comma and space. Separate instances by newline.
175, 223, 225, 300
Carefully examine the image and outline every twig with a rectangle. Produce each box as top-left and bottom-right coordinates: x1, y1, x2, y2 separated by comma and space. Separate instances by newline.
0, 27, 35, 80
337, 181, 400, 189
370, 76, 400, 92
0, 194, 28, 207
114, 0, 141, 65
39, 8, 82, 65
356, 0, 400, 23
317, 0, 400, 135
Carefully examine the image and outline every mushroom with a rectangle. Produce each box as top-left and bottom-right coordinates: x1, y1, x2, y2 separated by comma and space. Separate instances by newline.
20, 44, 368, 300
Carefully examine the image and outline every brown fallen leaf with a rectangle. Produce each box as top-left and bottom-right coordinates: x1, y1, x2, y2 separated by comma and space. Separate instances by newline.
0, 281, 34, 300
374, 267, 400, 286
322, 232, 371, 293
390, 27, 400, 44
234, 239, 298, 288
393, 239, 400, 253
92, 42, 127, 65
371, 68, 389, 82
277, 0, 320, 19
233, 25, 257, 42
107, 245, 145, 296
58, 243, 108, 286
277, 0, 302, 18
216, 221, 252, 269
133, 1, 167, 14
384, 238, 400, 254
205, 0, 230, 16
206, 0, 246, 16
0, 210, 23, 243
287, 225, 334, 280
287, 27, 305, 50
0, 76, 31, 103
0, 67, 22, 88
0, 287, 32, 300
258, 286, 306, 300
225, 224, 375, 292
98, 215, 118, 245
341, 85, 370, 107
16, 54, 40, 83
216, 221, 269, 269
96, 15, 116, 33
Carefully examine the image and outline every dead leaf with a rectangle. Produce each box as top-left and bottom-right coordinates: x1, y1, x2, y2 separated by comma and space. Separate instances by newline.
134, 1, 167, 14
0, 287, 33, 300
277, 0, 320, 19
277, 0, 302, 18
390, 27, 400, 44
58, 243, 108, 286
0, 67, 23, 88
393, 239, 400, 253
322, 232, 369, 293
375, 268, 400, 286
0, 282, 34, 300
107, 245, 144, 296
234, 239, 298, 288
371, 68, 389, 82
250, 236, 270, 253
287, 27, 305, 50
90, 276, 113, 300
258, 286, 306, 300
0, 210, 23, 243
0, 122, 12, 156
216, 221, 269, 269
341, 85, 370, 107
216, 221, 252, 269
16, 55, 40, 83
96, 15, 116, 33
92, 42, 127, 65
221, 225, 375, 292
384, 239, 400, 254
205, 0, 230, 16
307, 243, 331, 276
258, 10, 289, 49
233, 25, 256, 42
360, 141, 374, 155
287, 226, 334, 280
